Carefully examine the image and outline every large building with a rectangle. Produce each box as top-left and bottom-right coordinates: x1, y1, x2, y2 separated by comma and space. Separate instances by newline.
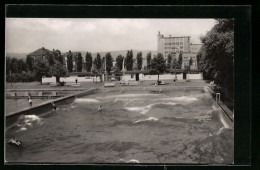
157, 32, 202, 69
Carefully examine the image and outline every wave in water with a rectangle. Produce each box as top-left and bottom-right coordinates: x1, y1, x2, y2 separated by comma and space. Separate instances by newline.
17, 115, 42, 131
133, 117, 159, 124
125, 102, 177, 114
161, 96, 198, 102
119, 159, 140, 163
98, 93, 163, 100
74, 98, 100, 103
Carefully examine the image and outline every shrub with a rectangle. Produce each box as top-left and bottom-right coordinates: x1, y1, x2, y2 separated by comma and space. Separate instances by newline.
6, 72, 36, 82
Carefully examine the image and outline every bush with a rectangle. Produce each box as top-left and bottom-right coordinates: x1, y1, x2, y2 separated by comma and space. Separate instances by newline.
6, 72, 36, 82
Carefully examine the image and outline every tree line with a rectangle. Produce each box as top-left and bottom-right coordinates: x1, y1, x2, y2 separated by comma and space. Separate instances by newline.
197, 18, 234, 100
6, 49, 186, 84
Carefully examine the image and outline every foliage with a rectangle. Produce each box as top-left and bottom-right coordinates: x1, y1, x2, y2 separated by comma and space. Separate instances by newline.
125, 50, 134, 71
93, 53, 102, 70
67, 51, 73, 72
167, 54, 172, 68
189, 57, 193, 66
198, 18, 234, 97
136, 52, 143, 70
116, 55, 124, 70
184, 65, 190, 73
172, 58, 178, 70
149, 53, 166, 82
47, 54, 55, 66
85, 52, 93, 72
105, 52, 113, 74
77, 52, 83, 72
178, 52, 183, 68
49, 61, 68, 83
53, 50, 63, 64
146, 52, 151, 69
32, 58, 50, 84
91, 65, 99, 75
26, 55, 34, 72
6, 57, 27, 74
6, 72, 35, 82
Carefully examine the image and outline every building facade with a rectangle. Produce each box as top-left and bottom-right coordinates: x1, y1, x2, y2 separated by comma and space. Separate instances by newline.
157, 32, 202, 69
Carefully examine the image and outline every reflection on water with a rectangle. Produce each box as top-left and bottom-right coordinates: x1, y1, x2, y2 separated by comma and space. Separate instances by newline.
5, 89, 233, 163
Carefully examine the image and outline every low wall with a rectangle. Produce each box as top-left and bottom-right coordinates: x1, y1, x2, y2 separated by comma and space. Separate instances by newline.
122, 73, 203, 81
5, 88, 99, 130
42, 76, 101, 84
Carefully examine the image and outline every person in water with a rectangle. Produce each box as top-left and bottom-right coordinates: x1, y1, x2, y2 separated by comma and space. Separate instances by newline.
98, 105, 103, 111
51, 102, 56, 111
8, 137, 22, 146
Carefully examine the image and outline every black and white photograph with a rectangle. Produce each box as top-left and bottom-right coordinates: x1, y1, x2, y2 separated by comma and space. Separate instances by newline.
5, 12, 237, 164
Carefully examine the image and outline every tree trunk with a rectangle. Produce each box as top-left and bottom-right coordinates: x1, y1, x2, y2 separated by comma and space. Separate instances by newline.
56, 76, 60, 83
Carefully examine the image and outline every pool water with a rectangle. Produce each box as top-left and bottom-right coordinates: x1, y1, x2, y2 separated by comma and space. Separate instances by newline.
5, 98, 52, 115
5, 88, 234, 164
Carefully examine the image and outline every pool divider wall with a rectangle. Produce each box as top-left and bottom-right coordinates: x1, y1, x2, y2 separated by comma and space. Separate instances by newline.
5, 88, 99, 130
205, 86, 234, 127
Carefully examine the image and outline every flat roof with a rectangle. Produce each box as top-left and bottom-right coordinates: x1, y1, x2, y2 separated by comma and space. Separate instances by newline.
164, 36, 191, 38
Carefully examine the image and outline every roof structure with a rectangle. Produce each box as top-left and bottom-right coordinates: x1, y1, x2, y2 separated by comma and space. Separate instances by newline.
27, 47, 53, 56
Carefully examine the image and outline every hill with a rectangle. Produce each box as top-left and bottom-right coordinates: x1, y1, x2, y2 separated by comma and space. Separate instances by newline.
6, 53, 27, 60
6, 50, 158, 61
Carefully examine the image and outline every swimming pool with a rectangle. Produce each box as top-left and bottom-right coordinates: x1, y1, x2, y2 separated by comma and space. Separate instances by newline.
5, 88, 233, 164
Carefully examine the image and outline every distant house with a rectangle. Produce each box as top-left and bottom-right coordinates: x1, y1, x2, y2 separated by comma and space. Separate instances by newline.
27, 47, 53, 63
27, 47, 64, 65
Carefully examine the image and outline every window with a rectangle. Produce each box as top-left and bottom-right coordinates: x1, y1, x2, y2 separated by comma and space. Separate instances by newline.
180, 42, 183, 45
176, 42, 179, 45
172, 42, 175, 45
180, 46, 183, 49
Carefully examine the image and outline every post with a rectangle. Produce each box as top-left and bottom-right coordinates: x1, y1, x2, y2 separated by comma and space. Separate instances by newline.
105, 56, 107, 82
216, 93, 221, 102
122, 57, 125, 75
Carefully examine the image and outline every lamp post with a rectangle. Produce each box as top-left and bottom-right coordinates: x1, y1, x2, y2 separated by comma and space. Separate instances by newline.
104, 56, 107, 82
122, 57, 125, 75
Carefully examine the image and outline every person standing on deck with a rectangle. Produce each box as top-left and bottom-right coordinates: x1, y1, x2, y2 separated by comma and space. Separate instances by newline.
174, 75, 177, 84
28, 93, 32, 108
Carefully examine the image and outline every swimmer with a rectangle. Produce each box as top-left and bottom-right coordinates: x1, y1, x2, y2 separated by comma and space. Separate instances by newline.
51, 102, 56, 111
7, 137, 22, 146
97, 105, 103, 111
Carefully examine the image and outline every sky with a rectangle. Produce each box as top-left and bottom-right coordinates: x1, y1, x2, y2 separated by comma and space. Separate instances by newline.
5, 18, 216, 53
